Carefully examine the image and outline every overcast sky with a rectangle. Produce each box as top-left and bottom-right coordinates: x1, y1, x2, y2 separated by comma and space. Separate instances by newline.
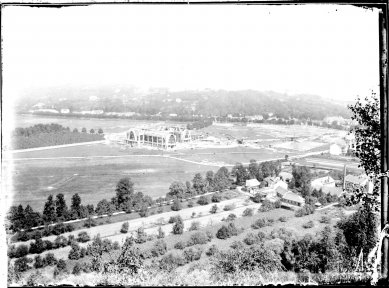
2, 4, 380, 101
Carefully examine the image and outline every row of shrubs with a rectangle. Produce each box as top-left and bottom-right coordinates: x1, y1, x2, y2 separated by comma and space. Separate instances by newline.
12, 222, 75, 243
174, 230, 213, 250
8, 231, 91, 259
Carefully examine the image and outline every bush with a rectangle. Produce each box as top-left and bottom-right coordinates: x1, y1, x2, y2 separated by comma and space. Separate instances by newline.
68, 243, 81, 260
225, 213, 237, 222
223, 203, 236, 211
135, 227, 147, 244
171, 199, 182, 211
72, 263, 82, 275
210, 204, 218, 214
183, 246, 203, 262
191, 212, 196, 218
16, 231, 30, 242
174, 241, 186, 250
77, 231, 90, 243
211, 193, 222, 203
32, 230, 43, 240
172, 217, 184, 235
15, 244, 29, 258
33, 255, 44, 269
44, 253, 58, 266
189, 221, 201, 231
121, 222, 129, 233
54, 235, 68, 248
242, 208, 254, 217
29, 239, 46, 254
52, 223, 66, 236
168, 215, 180, 224
319, 216, 331, 224
279, 216, 287, 222
295, 204, 316, 217
57, 259, 67, 272
251, 218, 267, 229
197, 196, 210, 205
216, 225, 230, 239
206, 244, 219, 256
252, 193, 262, 203
302, 220, 315, 229
65, 224, 75, 232
157, 207, 164, 214
258, 200, 275, 212
14, 256, 32, 273
227, 222, 238, 236
230, 240, 244, 250
188, 231, 209, 246
151, 239, 167, 257
187, 200, 194, 208
206, 230, 214, 241
159, 252, 186, 272
244, 232, 259, 245
274, 200, 282, 208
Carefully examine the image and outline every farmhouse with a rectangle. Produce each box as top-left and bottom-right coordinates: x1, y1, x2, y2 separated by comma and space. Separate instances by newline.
273, 179, 288, 190
279, 171, 293, 183
276, 186, 288, 198
246, 179, 260, 194
311, 176, 335, 190
281, 191, 305, 207
344, 174, 373, 194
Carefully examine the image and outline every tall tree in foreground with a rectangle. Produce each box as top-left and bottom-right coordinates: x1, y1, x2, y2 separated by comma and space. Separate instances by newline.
55, 194, 68, 220
348, 93, 381, 209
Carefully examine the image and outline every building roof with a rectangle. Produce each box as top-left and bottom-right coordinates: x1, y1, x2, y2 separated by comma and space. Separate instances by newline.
276, 186, 288, 196
312, 176, 335, 186
246, 179, 260, 188
322, 186, 343, 196
279, 172, 293, 180
282, 191, 305, 203
345, 174, 368, 185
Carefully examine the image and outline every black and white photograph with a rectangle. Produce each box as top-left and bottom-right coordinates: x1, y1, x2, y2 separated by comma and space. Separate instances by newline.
1, 1, 388, 286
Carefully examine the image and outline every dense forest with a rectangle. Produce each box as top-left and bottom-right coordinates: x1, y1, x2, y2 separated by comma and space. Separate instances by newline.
11, 124, 104, 150
16, 87, 350, 121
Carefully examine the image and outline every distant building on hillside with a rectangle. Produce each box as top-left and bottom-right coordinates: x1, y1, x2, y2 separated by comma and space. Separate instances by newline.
344, 174, 373, 194
311, 176, 336, 190
329, 143, 343, 155
34, 108, 59, 114
60, 109, 70, 114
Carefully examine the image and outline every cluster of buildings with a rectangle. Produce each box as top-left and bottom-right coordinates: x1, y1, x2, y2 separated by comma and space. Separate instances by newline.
245, 174, 306, 209
244, 168, 373, 209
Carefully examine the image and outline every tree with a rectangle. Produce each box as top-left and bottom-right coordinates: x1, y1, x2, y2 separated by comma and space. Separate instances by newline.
98, 128, 104, 134
90, 129, 95, 134
210, 204, 218, 214
171, 198, 182, 211
216, 225, 230, 239
82, 127, 87, 133
23, 205, 41, 229
121, 222, 129, 233
232, 163, 250, 185
347, 93, 381, 208
55, 194, 68, 220
115, 177, 135, 209
172, 216, 184, 235
168, 181, 186, 199
14, 257, 32, 273
192, 173, 206, 194
70, 193, 82, 218
96, 199, 115, 216
205, 170, 215, 192
68, 242, 81, 260
291, 165, 312, 192
116, 237, 143, 274
157, 226, 165, 239
43, 195, 57, 223
197, 195, 210, 205
214, 166, 231, 191
248, 159, 260, 180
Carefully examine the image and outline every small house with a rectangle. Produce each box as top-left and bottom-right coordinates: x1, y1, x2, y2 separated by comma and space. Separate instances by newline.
245, 179, 260, 194
311, 176, 335, 190
281, 191, 305, 207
